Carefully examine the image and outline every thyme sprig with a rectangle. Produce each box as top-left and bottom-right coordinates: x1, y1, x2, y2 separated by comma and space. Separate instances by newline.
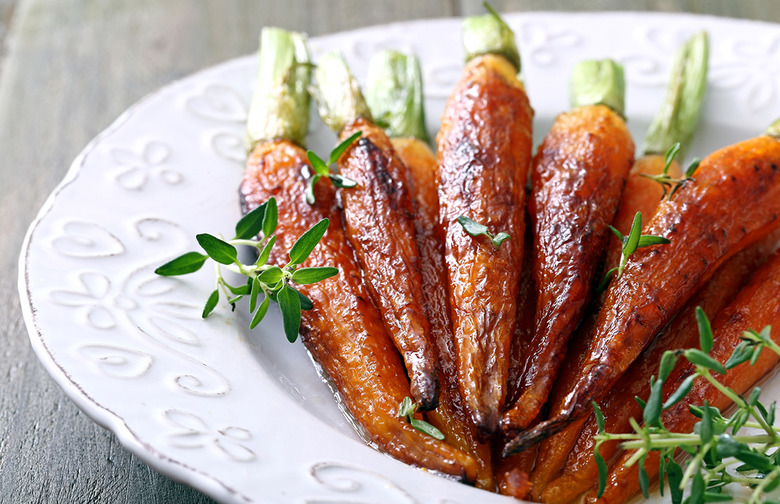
399, 397, 445, 440
641, 142, 700, 200
305, 132, 361, 204
456, 215, 510, 249
593, 309, 779, 504
155, 197, 338, 342
599, 211, 671, 292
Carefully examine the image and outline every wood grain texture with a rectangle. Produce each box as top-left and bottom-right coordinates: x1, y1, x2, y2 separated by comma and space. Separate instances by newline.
1, 1, 778, 503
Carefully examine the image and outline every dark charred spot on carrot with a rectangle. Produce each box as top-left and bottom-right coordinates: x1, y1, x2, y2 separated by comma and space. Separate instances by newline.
772, 163, 778, 172
754, 164, 761, 173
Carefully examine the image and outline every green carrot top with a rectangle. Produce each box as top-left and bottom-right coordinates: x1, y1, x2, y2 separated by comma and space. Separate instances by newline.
643, 31, 709, 157
462, 4, 521, 73
246, 27, 311, 150
569, 59, 626, 119
364, 49, 429, 143
310, 51, 372, 134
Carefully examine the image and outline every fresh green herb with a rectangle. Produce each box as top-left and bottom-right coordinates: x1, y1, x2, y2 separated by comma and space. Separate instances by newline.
593, 312, 779, 504
305, 132, 361, 204
155, 197, 338, 342
398, 397, 445, 440
599, 211, 671, 291
456, 215, 510, 249
641, 142, 700, 200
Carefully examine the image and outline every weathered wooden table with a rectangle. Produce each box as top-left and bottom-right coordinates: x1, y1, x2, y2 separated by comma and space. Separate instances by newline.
1, 1, 778, 502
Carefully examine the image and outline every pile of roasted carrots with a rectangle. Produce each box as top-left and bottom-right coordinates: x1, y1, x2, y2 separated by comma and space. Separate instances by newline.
235, 8, 780, 504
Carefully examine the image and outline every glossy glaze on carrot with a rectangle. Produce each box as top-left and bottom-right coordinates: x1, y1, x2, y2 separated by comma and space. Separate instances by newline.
336, 118, 439, 410
503, 104, 635, 433
539, 234, 779, 504
528, 154, 680, 498
393, 136, 495, 490
589, 248, 780, 504
506, 134, 780, 453
505, 208, 536, 409
436, 53, 533, 438
239, 139, 477, 481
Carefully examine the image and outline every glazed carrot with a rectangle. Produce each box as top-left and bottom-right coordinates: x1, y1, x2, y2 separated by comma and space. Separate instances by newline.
494, 441, 537, 499
505, 211, 536, 409
540, 232, 779, 504
502, 59, 635, 434
506, 128, 780, 454
365, 49, 495, 490
588, 248, 780, 504
606, 31, 708, 271
436, 8, 533, 438
238, 29, 478, 480
311, 52, 439, 410
526, 326, 592, 499
396, 136, 494, 489
492, 213, 538, 497
530, 33, 709, 496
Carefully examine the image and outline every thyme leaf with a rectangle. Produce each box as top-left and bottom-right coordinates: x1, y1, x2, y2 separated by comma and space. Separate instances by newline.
599, 211, 671, 292
305, 132, 361, 204
398, 397, 445, 440
593, 310, 779, 504
641, 142, 699, 200
456, 215, 510, 249
154, 196, 336, 343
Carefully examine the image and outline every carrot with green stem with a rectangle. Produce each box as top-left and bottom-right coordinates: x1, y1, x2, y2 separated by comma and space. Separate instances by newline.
365, 48, 496, 490
540, 230, 779, 504
603, 31, 708, 274
528, 31, 709, 497
436, 6, 534, 439
505, 119, 780, 455
589, 248, 780, 504
236, 28, 478, 480
501, 59, 636, 436
311, 51, 439, 411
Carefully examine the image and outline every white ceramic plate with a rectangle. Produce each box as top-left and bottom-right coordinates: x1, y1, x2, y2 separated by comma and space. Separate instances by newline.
19, 11, 780, 504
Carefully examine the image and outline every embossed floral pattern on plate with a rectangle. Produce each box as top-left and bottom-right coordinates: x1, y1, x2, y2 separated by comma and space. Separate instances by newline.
19, 12, 780, 504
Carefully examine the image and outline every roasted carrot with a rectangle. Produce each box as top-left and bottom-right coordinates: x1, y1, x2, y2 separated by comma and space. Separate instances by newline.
606, 31, 708, 271
311, 52, 439, 410
506, 128, 780, 454
238, 29, 478, 480
529, 33, 709, 497
588, 248, 780, 504
540, 232, 779, 504
505, 209, 536, 409
365, 49, 495, 490
436, 8, 533, 438
502, 60, 635, 434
